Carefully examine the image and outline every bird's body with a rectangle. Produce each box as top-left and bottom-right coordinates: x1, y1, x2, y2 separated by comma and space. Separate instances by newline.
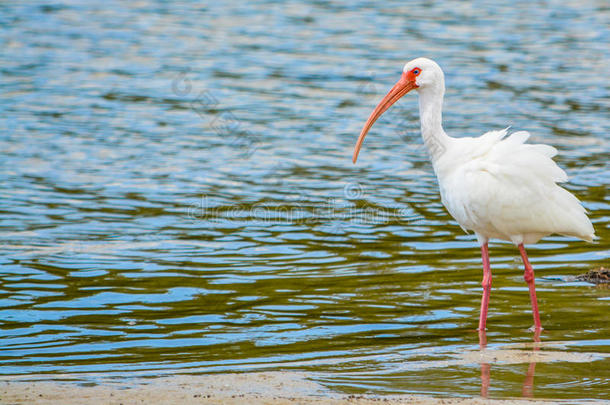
352, 57, 595, 331
435, 128, 595, 245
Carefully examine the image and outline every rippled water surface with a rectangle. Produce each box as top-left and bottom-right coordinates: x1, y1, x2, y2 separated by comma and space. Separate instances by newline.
1, 0, 609, 400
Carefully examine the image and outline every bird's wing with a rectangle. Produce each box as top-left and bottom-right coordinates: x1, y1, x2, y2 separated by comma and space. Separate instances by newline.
440, 129, 595, 243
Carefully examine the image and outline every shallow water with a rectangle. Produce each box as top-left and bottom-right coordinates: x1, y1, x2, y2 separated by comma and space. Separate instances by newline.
0, 0, 609, 401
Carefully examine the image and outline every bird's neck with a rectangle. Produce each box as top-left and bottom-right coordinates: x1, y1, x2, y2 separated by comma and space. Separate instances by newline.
418, 86, 450, 163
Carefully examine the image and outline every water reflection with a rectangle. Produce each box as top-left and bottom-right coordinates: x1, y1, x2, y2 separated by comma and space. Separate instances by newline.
479, 329, 541, 398
479, 330, 491, 398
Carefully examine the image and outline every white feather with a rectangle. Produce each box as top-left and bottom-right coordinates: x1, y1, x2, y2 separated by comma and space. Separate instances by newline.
435, 128, 595, 244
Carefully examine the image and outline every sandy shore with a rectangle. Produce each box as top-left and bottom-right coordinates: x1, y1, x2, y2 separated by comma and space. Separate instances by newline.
3, 345, 608, 404
0, 371, 569, 405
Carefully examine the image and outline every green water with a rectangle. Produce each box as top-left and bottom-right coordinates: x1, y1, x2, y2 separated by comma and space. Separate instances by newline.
0, 0, 608, 400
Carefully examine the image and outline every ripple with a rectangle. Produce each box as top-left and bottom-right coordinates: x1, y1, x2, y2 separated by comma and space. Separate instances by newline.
0, 0, 608, 400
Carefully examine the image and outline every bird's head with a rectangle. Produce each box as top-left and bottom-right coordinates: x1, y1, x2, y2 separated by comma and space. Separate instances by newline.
352, 57, 444, 163
402, 57, 444, 90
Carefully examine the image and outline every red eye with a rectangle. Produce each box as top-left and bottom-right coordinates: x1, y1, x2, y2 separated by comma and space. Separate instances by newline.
412, 68, 421, 76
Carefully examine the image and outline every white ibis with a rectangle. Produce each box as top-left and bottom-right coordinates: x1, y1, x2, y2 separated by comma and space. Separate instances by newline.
353, 57, 596, 330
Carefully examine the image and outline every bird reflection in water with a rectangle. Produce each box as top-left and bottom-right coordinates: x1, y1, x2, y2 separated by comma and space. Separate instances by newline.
478, 329, 541, 398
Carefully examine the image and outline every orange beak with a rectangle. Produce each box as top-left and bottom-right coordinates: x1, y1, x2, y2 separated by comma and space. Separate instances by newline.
352, 72, 416, 163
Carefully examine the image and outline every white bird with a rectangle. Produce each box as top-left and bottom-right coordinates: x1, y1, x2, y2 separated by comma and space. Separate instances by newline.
353, 57, 596, 331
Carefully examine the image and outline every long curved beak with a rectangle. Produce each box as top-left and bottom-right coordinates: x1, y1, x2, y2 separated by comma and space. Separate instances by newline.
352, 73, 416, 163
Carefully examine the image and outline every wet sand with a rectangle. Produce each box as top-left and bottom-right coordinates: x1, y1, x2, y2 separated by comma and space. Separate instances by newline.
3, 346, 608, 405
0, 371, 565, 405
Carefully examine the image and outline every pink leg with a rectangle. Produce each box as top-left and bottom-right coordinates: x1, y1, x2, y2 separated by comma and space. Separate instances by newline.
518, 244, 542, 330
478, 243, 492, 331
